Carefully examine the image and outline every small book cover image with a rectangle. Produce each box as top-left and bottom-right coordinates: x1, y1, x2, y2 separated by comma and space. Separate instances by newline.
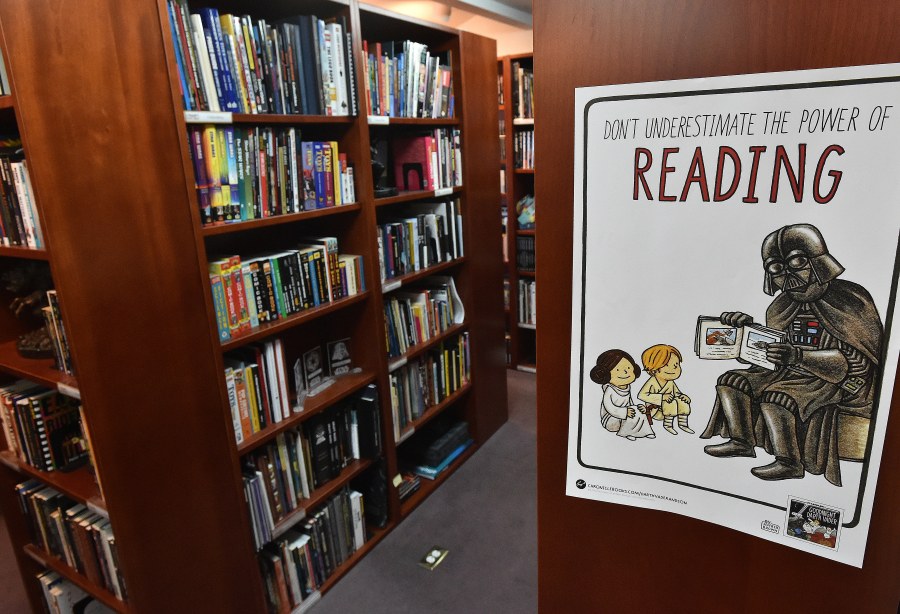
327, 338, 352, 376
302, 346, 324, 390
694, 315, 786, 370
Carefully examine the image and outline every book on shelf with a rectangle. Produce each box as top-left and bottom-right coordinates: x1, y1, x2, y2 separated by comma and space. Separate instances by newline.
518, 279, 536, 326
516, 235, 535, 271
187, 124, 356, 226
411, 438, 473, 480
391, 128, 462, 192
258, 486, 365, 612
0, 382, 88, 473
225, 339, 294, 443
513, 128, 534, 169
389, 332, 470, 440
44, 290, 74, 375
166, 1, 357, 116
511, 60, 534, 119
0, 149, 45, 249
37, 570, 117, 614
383, 275, 464, 360
17, 480, 126, 601
361, 39, 453, 118
208, 244, 365, 342
377, 198, 463, 282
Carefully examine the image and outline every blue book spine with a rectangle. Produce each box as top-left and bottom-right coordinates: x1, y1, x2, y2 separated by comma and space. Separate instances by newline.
199, 8, 239, 111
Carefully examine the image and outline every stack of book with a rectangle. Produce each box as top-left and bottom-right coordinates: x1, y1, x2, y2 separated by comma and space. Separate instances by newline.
389, 332, 470, 439
391, 129, 462, 192
0, 383, 87, 472
511, 61, 534, 119
224, 339, 290, 444
516, 235, 535, 272
17, 480, 126, 601
518, 279, 536, 326
377, 199, 463, 281
0, 148, 44, 249
207, 241, 366, 342
514, 129, 534, 169
44, 290, 73, 375
166, 1, 357, 115
187, 125, 356, 226
398, 472, 420, 501
259, 487, 366, 612
362, 40, 453, 118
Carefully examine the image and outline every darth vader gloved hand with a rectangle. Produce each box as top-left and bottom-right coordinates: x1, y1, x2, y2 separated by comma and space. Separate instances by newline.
766, 341, 802, 367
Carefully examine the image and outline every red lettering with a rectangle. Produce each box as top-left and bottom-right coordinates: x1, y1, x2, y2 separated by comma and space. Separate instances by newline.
659, 147, 679, 202
633, 148, 653, 200
714, 146, 741, 201
813, 144, 844, 204
771, 144, 806, 203
742, 146, 766, 203
680, 147, 710, 201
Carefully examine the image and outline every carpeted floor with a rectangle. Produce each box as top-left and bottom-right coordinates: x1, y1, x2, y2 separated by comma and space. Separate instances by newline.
0, 370, 536, 614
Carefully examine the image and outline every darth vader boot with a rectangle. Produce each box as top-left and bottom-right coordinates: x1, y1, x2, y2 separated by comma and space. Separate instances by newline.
704, 439, 755, 457
704, 387, 754, 457
752, 403, 804, 480
751, 458, 804, 480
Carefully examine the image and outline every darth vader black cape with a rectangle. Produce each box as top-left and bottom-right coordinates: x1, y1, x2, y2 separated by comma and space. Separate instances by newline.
700, 279, 883, 486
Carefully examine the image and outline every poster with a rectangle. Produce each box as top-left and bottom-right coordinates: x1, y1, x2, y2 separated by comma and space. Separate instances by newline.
566, 64, 900, 566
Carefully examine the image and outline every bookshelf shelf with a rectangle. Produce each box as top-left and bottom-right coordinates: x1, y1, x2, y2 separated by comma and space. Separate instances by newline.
236, 371, 377, 454
219, 292, 370, 352
374, 186, 463, 207
23, 545, 127, 613
514, 168, 535, 174
200, 204, 361, 237
512, 117, 534, 126
367, 115, 459, 126
0, 452, 104, 511
518, 270, 535, 277
388, 322, 468, 373
396, 383, 472, 443
381, 258, 466, 293
232, 113, 355, 125
517, 364, 536, 374
0, 94, 12, 109
0, 245, 49, 259
0, 340, 77, 391
518, 323, 536, 330
517, 229, 535, 236
271, 458, 374, 541
399, 443, 477, 517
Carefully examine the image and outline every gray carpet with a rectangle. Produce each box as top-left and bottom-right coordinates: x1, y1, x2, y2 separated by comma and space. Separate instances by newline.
313, 369, 537, 614
0, 371, 537, 614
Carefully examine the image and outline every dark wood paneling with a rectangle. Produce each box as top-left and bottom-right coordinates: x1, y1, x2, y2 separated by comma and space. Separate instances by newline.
535, 1, 900, 612
0, 0, 262, 611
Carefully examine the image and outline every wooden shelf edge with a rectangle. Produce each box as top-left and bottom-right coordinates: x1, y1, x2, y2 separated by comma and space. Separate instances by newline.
516, 364, 537, 374
374, 185, 463, 207
220, 291, 369, 351
517, 270, 535, 277
24, 545, 128, 613
201, 204, 361, 236
271, 458, 374, 539
516, 229, 535, 236
0, 95, 13, 109
0, 245, 49, 260
387, 322, 468, 372
517, 323, 536, 330
399, 444, 478, 517
396, 383, 472, 443
183, 110, 355, 125
366, 115, 459, 126
381, 258, 465, 293
514, 168, 535, 174
237, 371, 377, 454
0, 340, 78, 390
0, 451, 105, 511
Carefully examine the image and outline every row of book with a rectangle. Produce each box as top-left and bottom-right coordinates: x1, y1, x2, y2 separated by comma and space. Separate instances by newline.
514, 128, 535, 169
377, 199, 463, 281
512, 61, 535, 119
384, 276, 462, 360
17, 480, 126, 601
259, 487, 366, 612
167, 2, 357, 115
391, 129, 462, 192
188, 125, 356, 227
362, 40, 454, 118
499, 116, 506, 163
0, 382, 87, 473
45, 289, 74, 375
390, 333, 470, 440
0, 153, 44, 248
516, 235, 535, 272
518, 279, 536, 326
38, 571, 116, 614
208, 241, 366, 342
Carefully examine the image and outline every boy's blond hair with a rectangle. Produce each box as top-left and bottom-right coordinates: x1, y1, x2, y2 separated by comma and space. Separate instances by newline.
642, 344, 682, 373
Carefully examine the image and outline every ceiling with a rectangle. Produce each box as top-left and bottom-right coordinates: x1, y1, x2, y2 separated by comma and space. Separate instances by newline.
449, 0, 532, 26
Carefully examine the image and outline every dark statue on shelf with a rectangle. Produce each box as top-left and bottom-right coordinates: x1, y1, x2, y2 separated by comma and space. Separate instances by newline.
370, 144, 398, 198
1, 261, 54, 359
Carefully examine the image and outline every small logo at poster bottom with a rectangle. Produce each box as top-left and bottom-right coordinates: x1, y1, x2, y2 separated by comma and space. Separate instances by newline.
760, 520, 780, 534
785, 497, 841, 550
576, 479, 586, 489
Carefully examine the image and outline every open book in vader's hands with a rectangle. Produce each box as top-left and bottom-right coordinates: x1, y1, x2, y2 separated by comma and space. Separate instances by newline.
694, 315, 787, 370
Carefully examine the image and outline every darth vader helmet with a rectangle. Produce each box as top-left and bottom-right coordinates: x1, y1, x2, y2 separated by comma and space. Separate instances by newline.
761, 224, 844, 296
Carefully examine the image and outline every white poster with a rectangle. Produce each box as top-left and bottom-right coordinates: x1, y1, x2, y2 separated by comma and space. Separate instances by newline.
566, 64, 900, 566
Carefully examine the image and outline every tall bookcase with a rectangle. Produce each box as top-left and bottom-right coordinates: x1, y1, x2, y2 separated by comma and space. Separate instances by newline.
0, 1, 507, 612
498, 54, 535, 372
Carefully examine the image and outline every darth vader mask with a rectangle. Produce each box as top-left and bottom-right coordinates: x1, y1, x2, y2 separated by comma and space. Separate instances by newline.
761, 224, 844, 296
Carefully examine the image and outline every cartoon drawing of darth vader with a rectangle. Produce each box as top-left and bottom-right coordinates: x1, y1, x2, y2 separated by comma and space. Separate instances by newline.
701, 224, 884, 486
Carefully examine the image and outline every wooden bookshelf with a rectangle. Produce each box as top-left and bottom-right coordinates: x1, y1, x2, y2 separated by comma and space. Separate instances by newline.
0, 1, 507, 611
498, 53, 536, 371
0, 451, 103, 510
0, 245, 49, 259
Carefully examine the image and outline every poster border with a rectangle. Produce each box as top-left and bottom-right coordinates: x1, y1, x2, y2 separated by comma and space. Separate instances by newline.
574, 74, 900, 528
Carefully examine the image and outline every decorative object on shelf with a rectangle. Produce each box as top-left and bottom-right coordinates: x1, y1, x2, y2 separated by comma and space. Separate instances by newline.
370, 143, 397, 198
516, 194, 535, 229
2, 261, 54, 358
